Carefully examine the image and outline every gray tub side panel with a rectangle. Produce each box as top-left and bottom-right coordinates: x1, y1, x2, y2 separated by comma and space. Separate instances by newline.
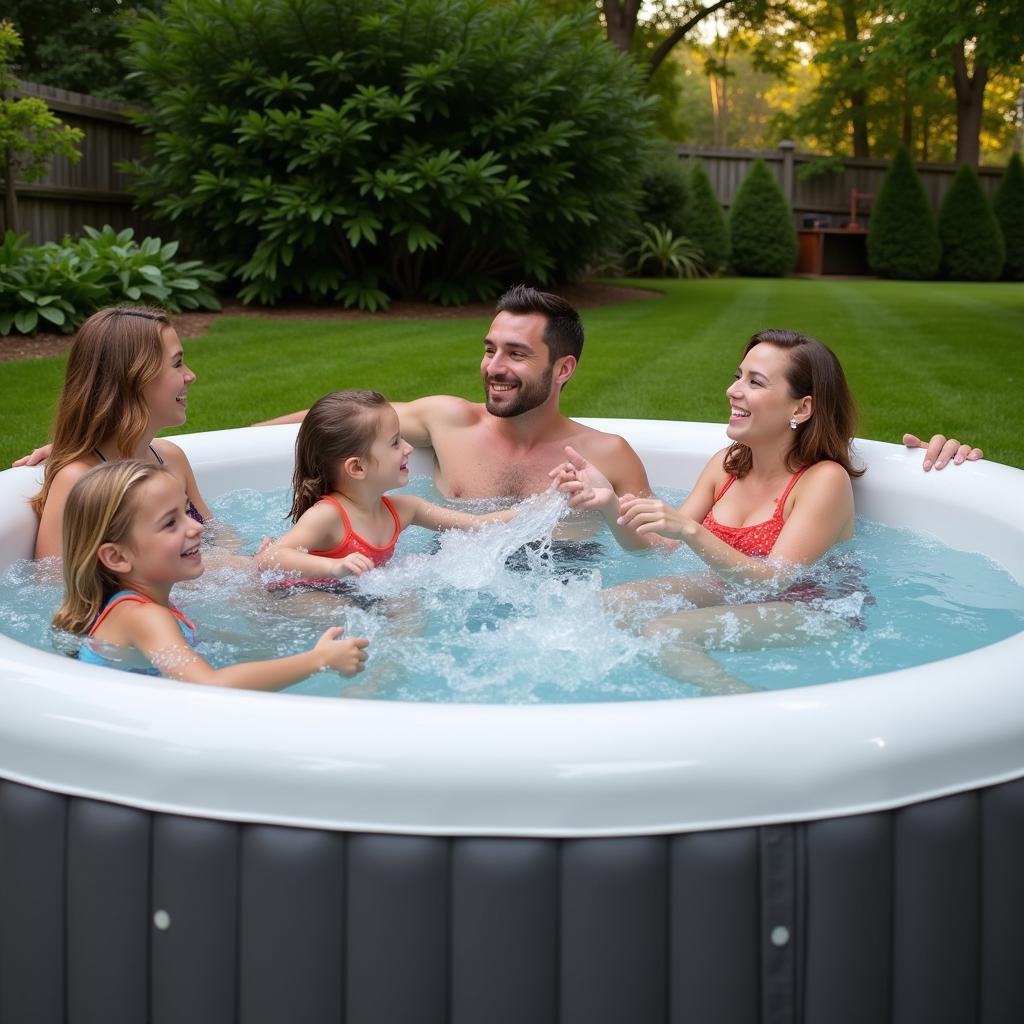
151, 814, 239, 1024
0, 782, 66, 1024
2, 777, 1023, 1024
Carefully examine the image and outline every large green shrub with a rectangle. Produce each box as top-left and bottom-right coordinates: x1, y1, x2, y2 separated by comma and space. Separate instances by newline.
681, 160, 729, 275
867, 146, 940, 280
0, 226, 222, 335
937, 164, 1005, 281
993, 153, 1024, 281
635, 147, 690, 238
122, 0, 656, 308
728, 158, 796, 277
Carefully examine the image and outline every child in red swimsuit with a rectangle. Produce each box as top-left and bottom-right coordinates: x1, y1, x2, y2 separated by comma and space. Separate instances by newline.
258, 391, 517, 588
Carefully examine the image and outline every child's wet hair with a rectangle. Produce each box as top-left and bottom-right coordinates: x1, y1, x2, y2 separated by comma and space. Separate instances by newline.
52, 460, 176, 635
289, 391, 390, 522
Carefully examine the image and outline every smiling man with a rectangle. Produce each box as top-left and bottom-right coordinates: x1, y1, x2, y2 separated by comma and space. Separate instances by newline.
264, 284, 653, 504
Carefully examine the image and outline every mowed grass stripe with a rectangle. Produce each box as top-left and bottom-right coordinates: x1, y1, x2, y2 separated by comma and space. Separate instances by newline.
1, 278, 1020, 467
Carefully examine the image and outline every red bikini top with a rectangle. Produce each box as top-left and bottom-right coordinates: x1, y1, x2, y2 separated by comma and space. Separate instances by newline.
701, 467, 808, 557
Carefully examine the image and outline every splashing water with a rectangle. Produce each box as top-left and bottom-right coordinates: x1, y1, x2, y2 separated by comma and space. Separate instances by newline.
1, 479, 1022, 702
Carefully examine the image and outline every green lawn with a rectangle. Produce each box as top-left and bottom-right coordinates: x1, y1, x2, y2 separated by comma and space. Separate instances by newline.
3, 277, 1022, 468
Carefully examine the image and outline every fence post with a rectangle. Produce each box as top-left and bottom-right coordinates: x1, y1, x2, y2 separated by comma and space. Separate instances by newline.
779, 140, 795, 207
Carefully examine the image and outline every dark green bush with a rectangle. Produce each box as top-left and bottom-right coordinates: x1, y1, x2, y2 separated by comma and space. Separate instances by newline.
867, 146, 940, 280
122, 0, 656, 308
993, 153, 1024, 281
0, 226, 222, 336
728, 158, 796, 277
682, 160, 729, 275
635, 148, 690, 238
937, 164, 1005, 281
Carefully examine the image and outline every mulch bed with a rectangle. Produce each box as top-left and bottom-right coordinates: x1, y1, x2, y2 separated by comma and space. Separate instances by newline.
0, 283, 658, 363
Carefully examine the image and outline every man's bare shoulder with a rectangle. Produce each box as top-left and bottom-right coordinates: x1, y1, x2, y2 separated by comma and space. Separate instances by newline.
564, 421, 637, 459
562, 421, 651, 495
405, 394, 484, 423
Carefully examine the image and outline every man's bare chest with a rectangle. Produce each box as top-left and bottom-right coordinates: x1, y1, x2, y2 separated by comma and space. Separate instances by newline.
431, 432, 566, 498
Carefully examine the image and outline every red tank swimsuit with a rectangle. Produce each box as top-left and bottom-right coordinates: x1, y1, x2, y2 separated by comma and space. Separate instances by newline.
309, 495, 402, 567
701, 467, 808, 557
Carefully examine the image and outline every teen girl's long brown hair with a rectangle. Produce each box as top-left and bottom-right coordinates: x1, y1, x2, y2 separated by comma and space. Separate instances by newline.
31, 307, 170, 517
722, 328, 864, 479
288, 391, 390, 522
53, 460, 173, 635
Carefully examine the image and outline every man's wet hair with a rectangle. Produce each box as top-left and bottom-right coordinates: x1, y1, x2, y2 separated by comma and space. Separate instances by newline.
495, 284, 584, 364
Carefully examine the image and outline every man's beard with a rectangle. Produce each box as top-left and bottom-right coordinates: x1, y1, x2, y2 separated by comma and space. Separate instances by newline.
484, 364, 553, 417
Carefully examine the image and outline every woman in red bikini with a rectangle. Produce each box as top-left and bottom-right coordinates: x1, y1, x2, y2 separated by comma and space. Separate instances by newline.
258, 390, 517, 589
553, 328, 862, 694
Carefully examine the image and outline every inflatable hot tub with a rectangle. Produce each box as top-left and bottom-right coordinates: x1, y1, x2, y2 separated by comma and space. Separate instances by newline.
0, 419, 1021, 1024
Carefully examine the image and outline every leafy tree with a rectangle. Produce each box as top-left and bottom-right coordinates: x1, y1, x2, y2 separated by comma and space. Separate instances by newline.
936, 163, 1004, 280
992, 153, 1024, 282
3, 0, 163, 103
888, 0, 1024, 167
123, 0, 656, 309
0, 22, 84, 235
681, 159, 729, 273
602, 0, 796, 79
866, 145, 940, 279
727, 157, 796, 276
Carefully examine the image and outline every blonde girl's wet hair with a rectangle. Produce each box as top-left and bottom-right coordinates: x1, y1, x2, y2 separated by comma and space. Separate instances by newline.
288, 390, 390, 522
52, 460, 174, 635
31, 306, 171, 517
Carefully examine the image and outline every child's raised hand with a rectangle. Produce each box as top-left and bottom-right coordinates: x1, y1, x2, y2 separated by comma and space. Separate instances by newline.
314, 627, 369, 676
334, 552, 376, 578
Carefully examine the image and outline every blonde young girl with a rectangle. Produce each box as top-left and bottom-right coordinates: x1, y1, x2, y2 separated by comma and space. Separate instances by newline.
54, 461, 368, 688
258, 390, 516, 585
32, 306, 212, 559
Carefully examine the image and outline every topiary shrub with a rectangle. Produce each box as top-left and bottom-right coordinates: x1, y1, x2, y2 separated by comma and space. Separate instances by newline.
635, 147, 690, 238
681, 160, 729, 275
728, 158, 796, 277
122, 0, 656, 309
866, 145, 940, 280
937, 164, 1005, 281
993, 153, 1024, 281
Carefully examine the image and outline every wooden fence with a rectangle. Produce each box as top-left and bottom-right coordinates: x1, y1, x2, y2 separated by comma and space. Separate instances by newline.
676, 142, 1007, 228
3, 80, 1011, 244
3, 80, 161, 244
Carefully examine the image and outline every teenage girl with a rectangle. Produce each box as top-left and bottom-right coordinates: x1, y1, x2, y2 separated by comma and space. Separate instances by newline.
553, 329, 863, 693
53, 460, 368, 688
257, 390, 517, 584
32, 306, 213, 560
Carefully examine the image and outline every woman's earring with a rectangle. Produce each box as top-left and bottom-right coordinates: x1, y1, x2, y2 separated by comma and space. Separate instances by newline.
789, 418, 798, 430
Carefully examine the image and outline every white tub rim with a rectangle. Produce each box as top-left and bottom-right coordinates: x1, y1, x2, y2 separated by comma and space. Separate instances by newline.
0, 418, 1021, 837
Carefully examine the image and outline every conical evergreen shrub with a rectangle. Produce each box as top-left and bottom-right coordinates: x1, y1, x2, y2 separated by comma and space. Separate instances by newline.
867, 145, 940, 279
636, 147, 690, 238
993, 153, 1024, 281
682, 160, 729, 274
938, 163, 1005, 281
728, 158, 796, 276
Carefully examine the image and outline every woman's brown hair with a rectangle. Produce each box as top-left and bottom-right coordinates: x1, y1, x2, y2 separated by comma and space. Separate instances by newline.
288, 391, 390, 522
31, 307, 171, 516
722, 328, 864, 479
53, 460, 173, 635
